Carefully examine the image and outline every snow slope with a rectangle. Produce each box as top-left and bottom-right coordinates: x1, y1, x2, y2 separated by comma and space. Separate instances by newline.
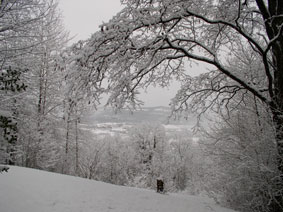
0, 166, 237, 212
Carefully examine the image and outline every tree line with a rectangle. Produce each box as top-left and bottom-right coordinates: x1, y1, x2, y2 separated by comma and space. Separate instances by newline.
1, 1, 283, 212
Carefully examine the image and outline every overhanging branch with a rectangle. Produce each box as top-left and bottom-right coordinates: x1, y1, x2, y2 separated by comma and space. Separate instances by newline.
165, 37, 268, 104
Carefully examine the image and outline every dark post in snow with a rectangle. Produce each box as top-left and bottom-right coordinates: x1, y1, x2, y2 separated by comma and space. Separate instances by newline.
0, 166, 9, 173
156, 179, 164, 193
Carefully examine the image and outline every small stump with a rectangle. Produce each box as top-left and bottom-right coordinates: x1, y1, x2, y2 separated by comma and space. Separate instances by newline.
156, 179, 164, 193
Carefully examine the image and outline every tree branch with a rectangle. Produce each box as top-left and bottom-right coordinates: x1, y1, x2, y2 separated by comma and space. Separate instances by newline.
165, 37, 268, 104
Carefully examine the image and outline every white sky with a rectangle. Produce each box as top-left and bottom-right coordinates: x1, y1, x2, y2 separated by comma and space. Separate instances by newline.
58, 0, 206, 107
58, 0, 123, 42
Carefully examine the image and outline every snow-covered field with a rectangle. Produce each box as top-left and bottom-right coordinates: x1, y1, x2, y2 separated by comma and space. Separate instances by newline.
0, 166, 237, 212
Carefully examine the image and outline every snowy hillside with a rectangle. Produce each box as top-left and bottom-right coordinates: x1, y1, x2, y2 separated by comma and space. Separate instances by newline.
0, 166, 237, 212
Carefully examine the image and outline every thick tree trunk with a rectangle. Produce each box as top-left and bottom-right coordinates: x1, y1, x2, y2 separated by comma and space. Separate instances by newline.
256, 1, 283, 210
269, 117, 283, 211
270, 54, 283, 211
272, 47, 283, 177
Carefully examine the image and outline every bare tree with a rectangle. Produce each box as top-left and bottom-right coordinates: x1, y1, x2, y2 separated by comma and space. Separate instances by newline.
200, 95, 278, 212
0, 0, 70, 171
71, 0, 283, 210
0, 0, 57, 165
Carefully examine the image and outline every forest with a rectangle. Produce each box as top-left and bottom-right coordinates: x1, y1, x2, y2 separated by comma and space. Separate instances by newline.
0, 0, 283, 212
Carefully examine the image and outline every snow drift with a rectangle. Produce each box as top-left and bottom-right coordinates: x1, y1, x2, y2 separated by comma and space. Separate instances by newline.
0, 166, 237, 212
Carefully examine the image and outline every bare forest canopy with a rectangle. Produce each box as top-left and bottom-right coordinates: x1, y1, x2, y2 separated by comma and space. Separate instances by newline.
1, 1, 283, 212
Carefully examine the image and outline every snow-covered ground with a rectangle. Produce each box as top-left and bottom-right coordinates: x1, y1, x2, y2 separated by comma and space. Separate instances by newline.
0, 166, 237, 212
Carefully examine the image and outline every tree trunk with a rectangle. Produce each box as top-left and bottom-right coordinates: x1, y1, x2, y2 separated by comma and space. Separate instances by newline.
256, 1, 283, 210
75, 115, 79, 175
270, 57, 283, 211
272, 42, 283, 178
62, 110, 71, 174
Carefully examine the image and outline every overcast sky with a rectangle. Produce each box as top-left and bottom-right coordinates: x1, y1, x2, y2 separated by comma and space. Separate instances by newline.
58, 0, 123, 42
58, 0, 206, 107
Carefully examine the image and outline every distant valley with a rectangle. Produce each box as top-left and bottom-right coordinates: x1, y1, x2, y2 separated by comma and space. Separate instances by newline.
80, 106, 197, 138
82, 106, 196, 125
